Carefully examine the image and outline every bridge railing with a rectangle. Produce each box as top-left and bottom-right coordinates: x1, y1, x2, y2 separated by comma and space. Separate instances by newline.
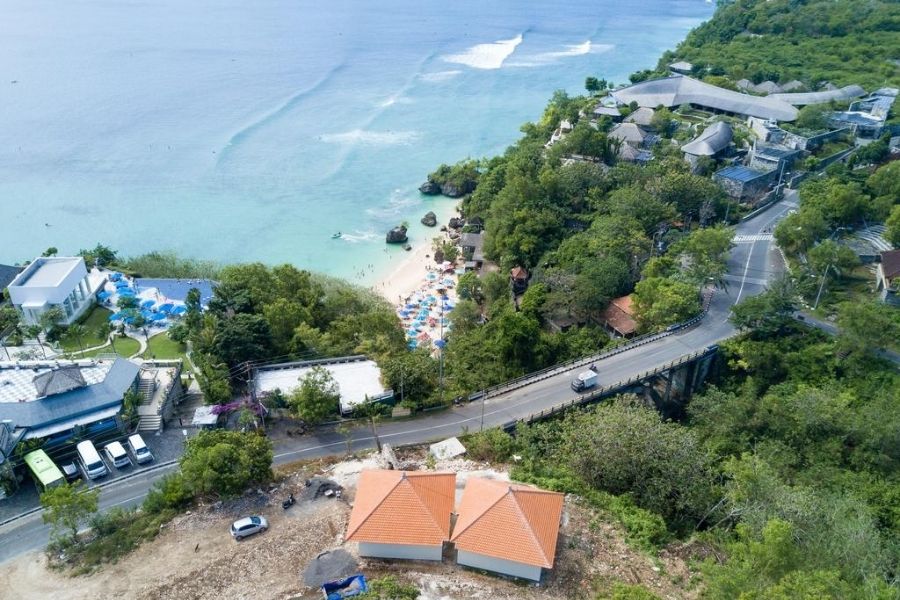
501, 346, 717, 432
471, 289, 715, 402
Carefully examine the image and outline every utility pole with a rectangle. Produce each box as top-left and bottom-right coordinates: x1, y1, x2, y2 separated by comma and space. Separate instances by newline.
813, 264, 832, 310
480, 389, 486, 432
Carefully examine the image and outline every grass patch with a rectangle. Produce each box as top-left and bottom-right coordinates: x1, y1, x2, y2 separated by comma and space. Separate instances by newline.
145, 333, 187, 361
59, 306, 112, 351
807, 265, 876, 320
64, 336, 141, 359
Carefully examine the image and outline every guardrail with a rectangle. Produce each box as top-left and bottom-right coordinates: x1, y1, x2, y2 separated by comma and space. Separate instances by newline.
469, 289, 715, 402
501, 346, 718, 432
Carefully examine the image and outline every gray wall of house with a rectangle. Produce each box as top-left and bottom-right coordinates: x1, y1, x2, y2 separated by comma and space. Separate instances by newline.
357, 542, 442, 561
456, 549, 543, 581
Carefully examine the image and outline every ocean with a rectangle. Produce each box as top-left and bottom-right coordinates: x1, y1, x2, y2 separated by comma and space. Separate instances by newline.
0, 0, 714, 282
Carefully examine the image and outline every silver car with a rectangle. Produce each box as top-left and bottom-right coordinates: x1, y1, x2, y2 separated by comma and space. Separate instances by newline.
230, 516, 268, 540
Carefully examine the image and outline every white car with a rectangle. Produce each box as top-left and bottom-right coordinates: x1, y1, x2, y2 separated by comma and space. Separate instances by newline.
231, 516, 268, 540
127, 434, 154, 464
104, 441, 132, 469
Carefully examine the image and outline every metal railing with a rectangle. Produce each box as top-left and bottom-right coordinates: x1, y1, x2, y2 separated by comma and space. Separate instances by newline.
501, 346, 718, 431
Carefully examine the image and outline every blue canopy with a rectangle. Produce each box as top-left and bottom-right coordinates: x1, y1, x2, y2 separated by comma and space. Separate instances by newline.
158, 302, 175, 312
109, 272, 122, 282
118, 289, 135, 296
141, 310, 154, 319
140, 299, 155, 308
172, 305, 186, 315
97, 290, 111, 300
108, 313, 124, 321
150, 312, 167, 321
434, 339, 447, 349
115, 280, 130, 287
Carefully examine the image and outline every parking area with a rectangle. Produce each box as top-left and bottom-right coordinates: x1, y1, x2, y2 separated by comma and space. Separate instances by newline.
0, 426, 195, 523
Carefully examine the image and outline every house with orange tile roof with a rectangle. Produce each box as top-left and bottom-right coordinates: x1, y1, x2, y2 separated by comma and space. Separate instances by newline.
345, 470, 455, 561
451, 477, 564, 581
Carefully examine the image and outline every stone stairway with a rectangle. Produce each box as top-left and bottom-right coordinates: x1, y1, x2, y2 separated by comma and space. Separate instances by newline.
137, 415, 163, 432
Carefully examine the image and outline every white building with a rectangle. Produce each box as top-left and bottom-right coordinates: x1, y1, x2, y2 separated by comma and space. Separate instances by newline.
7, 257, 94, 326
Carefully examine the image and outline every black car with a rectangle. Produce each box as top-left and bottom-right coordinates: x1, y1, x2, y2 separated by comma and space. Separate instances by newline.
60, 461, 81, 482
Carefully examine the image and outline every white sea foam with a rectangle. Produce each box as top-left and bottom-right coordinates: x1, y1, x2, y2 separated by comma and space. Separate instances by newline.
442, 34, 523, 70
339, 229, 381, 243
507, 41, 614, 67
379, 93, 413, 108
319, 129, 420, 146
419, 70, 462, 83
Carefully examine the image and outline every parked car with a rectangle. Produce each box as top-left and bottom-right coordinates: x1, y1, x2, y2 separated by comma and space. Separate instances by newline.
76, 440, 108, 480
230, 516, 268, 540
104, 441, 132, 469
127, 434, 154, 464
60, 461, 81, 482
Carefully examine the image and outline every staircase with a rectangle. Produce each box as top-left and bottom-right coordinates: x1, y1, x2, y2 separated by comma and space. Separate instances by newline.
137, 415, 163, 432
137, 375, 155, 405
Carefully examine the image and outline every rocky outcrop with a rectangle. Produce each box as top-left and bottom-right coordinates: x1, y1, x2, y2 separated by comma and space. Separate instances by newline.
386, 226, 408, 244
421, 211, 437, 227
418, 180, 441, 195
448, 217, 466, 229
440, 180, 476, 198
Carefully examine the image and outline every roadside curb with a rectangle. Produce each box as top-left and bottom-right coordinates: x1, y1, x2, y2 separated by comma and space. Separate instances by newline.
0, 460, 178, 529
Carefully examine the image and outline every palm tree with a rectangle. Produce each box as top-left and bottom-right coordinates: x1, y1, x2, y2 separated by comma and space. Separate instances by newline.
67, 324, 87, 355
95, 323, 116, 354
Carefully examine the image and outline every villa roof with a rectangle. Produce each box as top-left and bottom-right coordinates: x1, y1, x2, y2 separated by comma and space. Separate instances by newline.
600, 295, 637, 336
611, 75, 798, 121
451, 478, 564, 568
681, 121, 733, 156
8, 257, 85, 289
510, 267, 528, 280
881, 250, 900, 280
592, 105, 621, 118
715, 165, 771, 183
770, 85, 866, 106
623, 106, 655, 127
346, 470, 455, 546
610, 122, 649, 145
669, 61, 693, 72
0, 358, 139, 438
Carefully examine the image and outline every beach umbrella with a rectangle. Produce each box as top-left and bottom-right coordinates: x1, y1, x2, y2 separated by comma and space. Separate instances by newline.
454, 268, 465, 275
172, 306, 186, 315
158, 302, 175, 313
407, 340, 418, 349
417, 331, 431, 341
97, 290, 111, 300
108, 312, 124, 321
150, 312, 167, 321
118, 289, 135, 297
425, 272, 437, 281
140, 299, 155, 309
434, 339, 447, 350
109, 272, 121, 282
124, 316, 135, 325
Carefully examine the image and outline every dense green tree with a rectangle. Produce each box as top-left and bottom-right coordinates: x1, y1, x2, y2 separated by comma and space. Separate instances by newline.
807, 239, 860, 280
560, 399, 719, 528
193, 352, 232, 405
179, 430, 273, 498
77, 243, 118, 267
795, 104, 830, 131
774, 208, 828, 256
41, 482, 99, 544
214, 313, 273, 369
671, 225, 733, 286
380, 349, 438, 409
288, 366, 340, 424
456, 272, 483, 303
885, 204, 900, 247
632, 277, 700, 331
730, 275, 797, 337
836, 301, 900, 358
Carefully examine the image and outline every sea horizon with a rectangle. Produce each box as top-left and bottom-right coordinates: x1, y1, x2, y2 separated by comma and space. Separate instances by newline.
0, 0, 714, 282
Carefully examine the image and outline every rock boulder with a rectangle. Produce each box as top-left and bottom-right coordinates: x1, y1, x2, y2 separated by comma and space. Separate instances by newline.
386, 226, 408, 244
421, 211, 437, 227
418, 180, 441, 195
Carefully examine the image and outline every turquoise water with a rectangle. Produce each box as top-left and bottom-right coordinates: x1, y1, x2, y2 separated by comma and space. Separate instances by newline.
0, 0, 713, 281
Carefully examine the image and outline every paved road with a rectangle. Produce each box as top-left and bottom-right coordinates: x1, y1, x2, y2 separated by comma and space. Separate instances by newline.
0, 194, 796, 564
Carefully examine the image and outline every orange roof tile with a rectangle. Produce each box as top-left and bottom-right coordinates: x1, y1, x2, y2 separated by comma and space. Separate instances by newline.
451, 478, 564, 568
346, 470, 456, 546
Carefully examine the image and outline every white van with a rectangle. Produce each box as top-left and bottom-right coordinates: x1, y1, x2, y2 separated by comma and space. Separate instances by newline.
76, 440, 108, 480
127, 434, 154, 464
104, 441, 132, 469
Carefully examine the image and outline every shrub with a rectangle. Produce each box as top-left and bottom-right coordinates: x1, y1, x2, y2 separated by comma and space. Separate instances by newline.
462, 428, 517, 463
143, 473, 193, 514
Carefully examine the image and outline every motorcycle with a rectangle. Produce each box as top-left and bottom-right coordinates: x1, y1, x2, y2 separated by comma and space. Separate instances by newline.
282, 493, 295, 509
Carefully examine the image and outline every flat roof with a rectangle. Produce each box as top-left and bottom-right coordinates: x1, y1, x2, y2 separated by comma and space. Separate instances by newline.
10, 257, 84, 288
255, 357, 391, 413
715, 165, 771, 183
134, 278, 217, 305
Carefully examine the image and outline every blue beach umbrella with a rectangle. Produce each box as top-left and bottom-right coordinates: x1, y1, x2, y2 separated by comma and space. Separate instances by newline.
140, 299, 155, 309
124, 316, 135, 325
434, 339, 446, 350
97, 290, 111, 300
172, 306, 186, 315
108, 312, 124, 321
158, 303, 174, 313
150, 312, 167, 321
118, 289, 135, 297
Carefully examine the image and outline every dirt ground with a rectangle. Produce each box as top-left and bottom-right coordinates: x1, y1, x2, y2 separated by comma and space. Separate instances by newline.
0, 450, 702, 600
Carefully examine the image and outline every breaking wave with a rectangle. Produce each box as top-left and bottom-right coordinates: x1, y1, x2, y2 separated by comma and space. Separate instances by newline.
442, 34, 523, 70
318, 129, 420, 146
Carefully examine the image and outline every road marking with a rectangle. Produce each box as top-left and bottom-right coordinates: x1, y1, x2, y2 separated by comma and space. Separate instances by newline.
733, 234, 773, 243
734, 240, 756, 305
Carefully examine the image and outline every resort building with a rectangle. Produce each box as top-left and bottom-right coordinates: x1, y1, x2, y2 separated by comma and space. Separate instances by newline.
876, 250, 900, 307
681, 121, 733, 167
451, 477, 564, 582
668, 61, 693, 75
253, 356, 392, 414
7, 257, 94, 326
714, 165, 778, 203
346, 470, 455, 561
610, 75, 798, 122
829, 89, 897, 139
460, 232, 485, 270
0, 358, 140, 443
0, 264, 23, 294
591, 104, 622, 121
736, 79, 805, 95
748, 142, 802, 173
769, 84, 866, 106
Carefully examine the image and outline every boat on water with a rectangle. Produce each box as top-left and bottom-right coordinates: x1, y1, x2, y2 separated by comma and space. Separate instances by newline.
332, 232, 342, 239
